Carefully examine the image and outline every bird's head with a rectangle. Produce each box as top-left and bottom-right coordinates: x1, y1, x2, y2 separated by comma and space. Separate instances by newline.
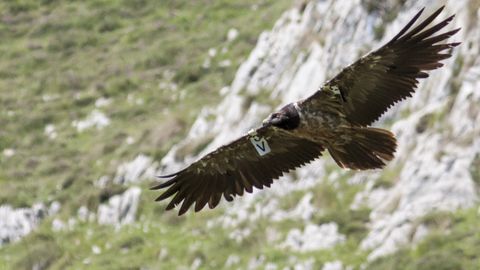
262, 103, 300, 130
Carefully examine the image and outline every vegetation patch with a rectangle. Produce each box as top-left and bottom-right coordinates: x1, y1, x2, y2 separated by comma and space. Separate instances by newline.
368, 208, 480, 270
470, 153, 480, 186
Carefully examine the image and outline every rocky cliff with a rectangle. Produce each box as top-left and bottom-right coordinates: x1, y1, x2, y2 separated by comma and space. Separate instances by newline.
159, 0, 479, 263
1, 0, 479, 269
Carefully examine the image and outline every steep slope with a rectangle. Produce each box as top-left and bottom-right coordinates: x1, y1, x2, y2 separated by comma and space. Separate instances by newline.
158, 0, 480, 265
1, 0, 479, 269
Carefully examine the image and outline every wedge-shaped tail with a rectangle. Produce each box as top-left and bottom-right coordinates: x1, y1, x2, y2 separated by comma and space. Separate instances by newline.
328, 127, 397, 170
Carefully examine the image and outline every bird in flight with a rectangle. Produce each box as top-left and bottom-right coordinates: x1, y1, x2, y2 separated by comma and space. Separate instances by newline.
152, 6, 460, 215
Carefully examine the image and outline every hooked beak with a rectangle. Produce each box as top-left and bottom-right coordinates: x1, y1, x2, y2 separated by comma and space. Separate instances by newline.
261, 119, 271, 127
262, 115, 282, 127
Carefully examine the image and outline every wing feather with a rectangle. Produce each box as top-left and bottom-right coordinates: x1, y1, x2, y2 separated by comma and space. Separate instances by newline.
303, 6, 460, 126
196, 176, 213, 212
152, 126, 324, 215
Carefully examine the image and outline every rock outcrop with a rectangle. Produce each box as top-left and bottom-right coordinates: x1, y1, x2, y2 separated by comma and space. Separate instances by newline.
158, 0, 479, 259
2, 0, 478, 264
0, 202, 60, 245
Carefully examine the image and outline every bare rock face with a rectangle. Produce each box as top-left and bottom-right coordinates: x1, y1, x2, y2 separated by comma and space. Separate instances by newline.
357, 1, 480, 259
159, 0, 479, 260
0, 202, 59, 246
97, 187, 142, 227
1, 2, 478, 259
114, 154, 157, 185
280, 222, 346, 252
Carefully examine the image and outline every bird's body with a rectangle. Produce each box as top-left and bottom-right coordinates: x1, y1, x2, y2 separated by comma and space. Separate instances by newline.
153, 6, 460, 215
271, 101, 344, 147
296, 96, 348, 142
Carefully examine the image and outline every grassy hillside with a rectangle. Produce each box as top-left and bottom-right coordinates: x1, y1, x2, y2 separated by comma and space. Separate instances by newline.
369, 208, 480, 270
1, 1, 479, 269
0, 0, 292, 268
0, 0, 291, 209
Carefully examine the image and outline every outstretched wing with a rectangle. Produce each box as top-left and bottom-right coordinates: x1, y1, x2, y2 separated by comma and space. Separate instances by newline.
304, 6, 460, 126
151, 126, 324, 215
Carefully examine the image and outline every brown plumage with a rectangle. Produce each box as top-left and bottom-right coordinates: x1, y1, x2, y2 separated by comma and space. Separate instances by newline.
152, 6, 460, 215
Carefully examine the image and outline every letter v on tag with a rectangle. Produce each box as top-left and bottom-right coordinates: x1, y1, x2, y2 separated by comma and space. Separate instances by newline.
249, 136, 271, 156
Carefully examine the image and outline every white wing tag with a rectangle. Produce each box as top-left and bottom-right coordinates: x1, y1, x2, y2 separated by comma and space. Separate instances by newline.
250, 136, 271, 156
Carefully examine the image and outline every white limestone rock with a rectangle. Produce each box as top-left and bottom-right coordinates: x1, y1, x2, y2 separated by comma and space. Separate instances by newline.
322, 261, 350, 270
158, 0, 479, 263
291, 257, 315, 270
280, 222, 346, 252
72, 109, 110, 132
51, 218, 66, 232
227, 28, 239, 42
94, 97, 111, 108
114, 154, 157, 184
97, 187, 142, 226
44, 124, 57, 139
2, 148, 15, 158
0, 203, 47, 245
77, 205, 91, 222
359, 4, 480, 258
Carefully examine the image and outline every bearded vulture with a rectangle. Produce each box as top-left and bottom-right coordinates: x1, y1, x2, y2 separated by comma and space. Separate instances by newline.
152, 6, 460, 215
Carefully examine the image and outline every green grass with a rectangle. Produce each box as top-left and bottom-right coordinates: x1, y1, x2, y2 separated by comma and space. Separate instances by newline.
6, 203, 479, 269
1, 1, 479, 269
368, 208, 480, 270
470, 153, 480, 186
0, 0, 294, 268
0, 177, 372, 269
0, 0, 291, 211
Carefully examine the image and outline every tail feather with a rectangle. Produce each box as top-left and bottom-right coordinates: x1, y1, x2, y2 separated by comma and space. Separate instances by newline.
328, 127, 397, 170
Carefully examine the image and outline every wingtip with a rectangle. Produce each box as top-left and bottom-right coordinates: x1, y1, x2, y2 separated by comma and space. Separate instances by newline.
154, 190, 173, 201
452, 27, 461, 35
432, 5, 445, 16
156, 173, 177, 179
441, 28, 462, 40
430, 5, 446, 19
150, 184, 163, 190
165, 202, 176, 211
387, 6, 426, 44
444, 14, 456, 25
157, 167, 189, 178
417, 6, 426, 18
178, 205, 189, 216
194, 203, 204, 212
450, 41, 461, 47
150, 178, 176, 190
